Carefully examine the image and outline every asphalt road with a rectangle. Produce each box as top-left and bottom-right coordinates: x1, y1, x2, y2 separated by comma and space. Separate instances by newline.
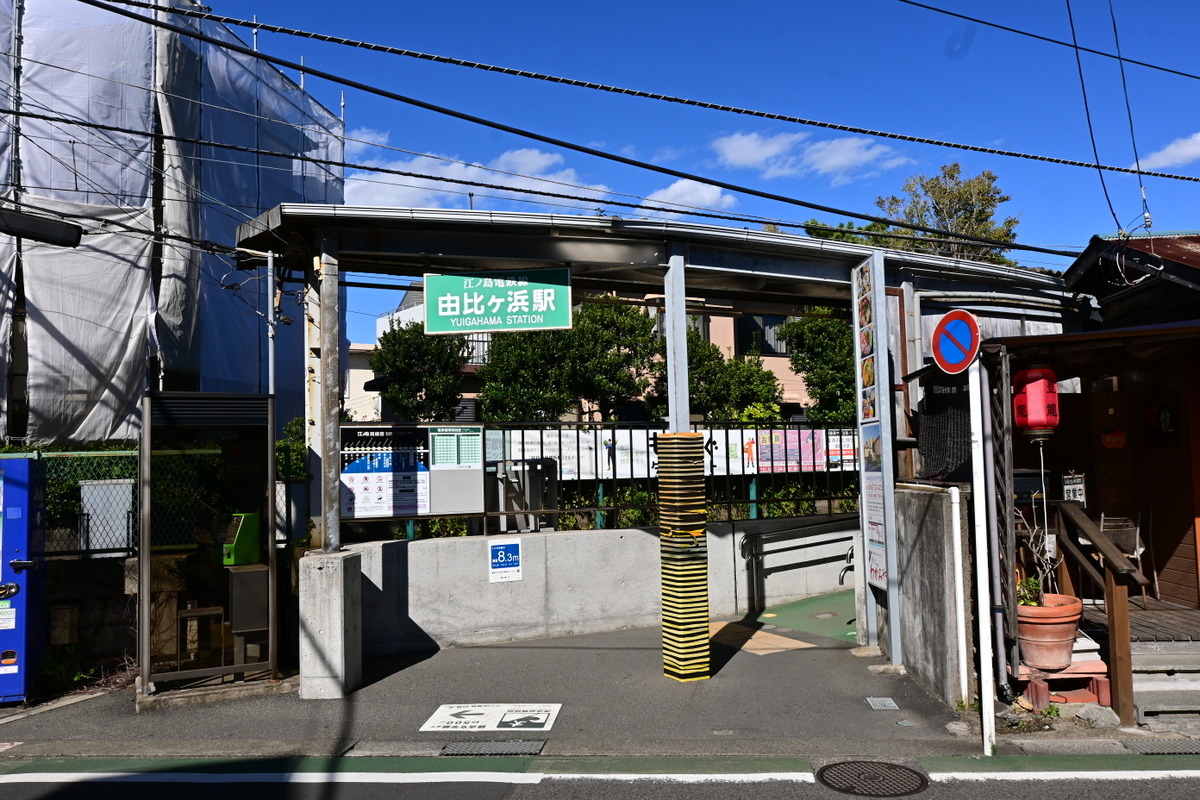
4, 773, 1200, 800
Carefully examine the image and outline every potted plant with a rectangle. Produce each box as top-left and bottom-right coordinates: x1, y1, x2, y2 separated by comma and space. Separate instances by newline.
1015, 512, 1083, 671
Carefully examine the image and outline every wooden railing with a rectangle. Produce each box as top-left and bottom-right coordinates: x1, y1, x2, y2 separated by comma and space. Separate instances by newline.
1053, 501, 1150, 727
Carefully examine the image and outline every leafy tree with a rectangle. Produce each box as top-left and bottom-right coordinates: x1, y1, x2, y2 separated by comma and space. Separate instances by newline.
777, 310, 855, 427
800, 163, 1020, 265
875, 162, 1019, 265
717, 351, 783, 422
477, 328, 576, 422
647, 324, 782, 422
370, 320, 469, 421
782, 164, 1021, 424
478, 301, 658, 422
567, 302, 658, 421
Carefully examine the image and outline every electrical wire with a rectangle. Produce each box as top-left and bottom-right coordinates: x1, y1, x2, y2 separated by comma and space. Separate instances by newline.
1107, 0, 1154, 250
1064, 0, 1122, 233
898, 0, 1200, 84
9, 52, 755, 224
7, 101, 1084, 257
74, 0, 1084, 258
94, 0, 1200, 186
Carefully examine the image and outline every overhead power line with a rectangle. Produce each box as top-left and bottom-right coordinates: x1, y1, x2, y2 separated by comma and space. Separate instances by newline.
8, 103, 1084, 258
78, 0, 1078, 258
898, 0, 1200, 83
95, 0, 1200, 186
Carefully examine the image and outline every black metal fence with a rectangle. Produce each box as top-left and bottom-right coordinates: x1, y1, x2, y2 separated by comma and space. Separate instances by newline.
404, 421, 860, 537
35, 421, 860, 551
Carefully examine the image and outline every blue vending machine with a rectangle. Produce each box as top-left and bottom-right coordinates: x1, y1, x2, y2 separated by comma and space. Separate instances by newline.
0, 458, 46, 703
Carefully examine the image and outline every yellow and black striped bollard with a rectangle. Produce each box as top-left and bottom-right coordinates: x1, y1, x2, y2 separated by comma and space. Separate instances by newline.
658, 433, 709, 681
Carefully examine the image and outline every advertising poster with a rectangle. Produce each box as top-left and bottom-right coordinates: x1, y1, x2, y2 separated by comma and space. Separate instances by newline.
499, 427, 858, 480
854, 255, 893, 592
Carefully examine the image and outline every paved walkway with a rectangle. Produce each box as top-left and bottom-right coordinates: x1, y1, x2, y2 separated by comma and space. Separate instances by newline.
0, 591, 1197, 775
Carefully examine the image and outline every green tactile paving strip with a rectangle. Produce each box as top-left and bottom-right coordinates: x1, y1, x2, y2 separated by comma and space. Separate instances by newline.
756, 590, 859, 642
4, 757, 537, 775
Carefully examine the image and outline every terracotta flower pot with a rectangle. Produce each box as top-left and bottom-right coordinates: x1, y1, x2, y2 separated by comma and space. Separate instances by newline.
1016, 593, 1083, 671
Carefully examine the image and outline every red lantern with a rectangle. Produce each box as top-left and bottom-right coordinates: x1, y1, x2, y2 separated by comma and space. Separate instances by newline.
1014, 367, 1059, 441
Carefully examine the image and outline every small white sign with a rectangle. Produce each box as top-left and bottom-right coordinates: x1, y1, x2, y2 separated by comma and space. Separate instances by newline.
489, 538, 522, 583
420, 703, 561, 732
0, 608, 14, 631
1062, 473, 1086, 509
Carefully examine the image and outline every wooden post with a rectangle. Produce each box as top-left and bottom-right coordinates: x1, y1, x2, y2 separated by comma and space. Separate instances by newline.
1105, 568, 1135, 727
1054, 508, 1077, 599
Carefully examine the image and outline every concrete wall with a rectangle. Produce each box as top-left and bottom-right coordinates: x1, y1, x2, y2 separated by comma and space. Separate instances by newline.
885, 485, 973, 707
347, 519, 857, 656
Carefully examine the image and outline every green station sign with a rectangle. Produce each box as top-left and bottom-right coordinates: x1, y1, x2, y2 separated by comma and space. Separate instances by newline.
424, 268, 572, 335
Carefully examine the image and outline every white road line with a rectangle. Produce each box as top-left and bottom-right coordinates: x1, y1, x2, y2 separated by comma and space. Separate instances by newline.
0, 771, 818, 785
0, 772, 543, 785
548, 772, 816, 783
928, 770, 1200, 782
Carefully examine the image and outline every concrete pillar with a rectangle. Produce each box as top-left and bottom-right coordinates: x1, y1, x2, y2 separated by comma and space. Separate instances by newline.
299, 550, 362, 699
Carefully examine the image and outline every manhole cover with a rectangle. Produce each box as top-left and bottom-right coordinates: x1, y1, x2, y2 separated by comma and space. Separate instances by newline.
812, 611, 837, 619
815, 761, 928, 797
441, 740, 544, 756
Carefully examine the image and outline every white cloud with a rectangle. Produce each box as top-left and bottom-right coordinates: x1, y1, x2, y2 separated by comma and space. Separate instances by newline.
712, 131, 808, 173
1139, 132, 1200, 170
344, 127, 391, 161
711, 131, 910, 185
343, 145, 609, 210
800, 137, 913, 186
641, 179, 736, 217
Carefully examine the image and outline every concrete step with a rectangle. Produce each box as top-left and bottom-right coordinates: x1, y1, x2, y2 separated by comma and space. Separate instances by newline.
1131, 652, 1200, 673
1133, 672, 1200, 692
1134, 689, 1200, 724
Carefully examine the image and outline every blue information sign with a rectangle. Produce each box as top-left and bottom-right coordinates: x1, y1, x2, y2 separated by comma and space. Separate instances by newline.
489, 539, 522, 583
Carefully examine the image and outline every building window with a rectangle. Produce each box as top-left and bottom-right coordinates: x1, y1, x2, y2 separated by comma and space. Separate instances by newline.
736, 315, 790, 356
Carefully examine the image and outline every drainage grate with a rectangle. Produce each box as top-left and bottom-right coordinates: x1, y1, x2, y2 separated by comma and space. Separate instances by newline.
866, 697, 899, 710
815, 761, 928, 797
1123, 739, 1200, 755
441, 740, 545, 756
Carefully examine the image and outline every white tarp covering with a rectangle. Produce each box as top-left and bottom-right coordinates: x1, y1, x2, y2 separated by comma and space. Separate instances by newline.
0, 234, 13, 425
22, 198, 151, 440
0, 1, 343, 441
154, 4, 203, 377
0, 0, 14, 190
21, 1, 155, 207
195, 19, 343, 424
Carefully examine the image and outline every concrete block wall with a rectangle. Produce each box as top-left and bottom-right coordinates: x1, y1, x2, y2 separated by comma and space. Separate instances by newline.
891, 485, 973, 707
299, 550, 362, 699
346, 520, 858, 656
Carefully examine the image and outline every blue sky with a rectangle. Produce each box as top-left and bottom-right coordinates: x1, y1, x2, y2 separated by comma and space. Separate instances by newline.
221, 0, 1200, 342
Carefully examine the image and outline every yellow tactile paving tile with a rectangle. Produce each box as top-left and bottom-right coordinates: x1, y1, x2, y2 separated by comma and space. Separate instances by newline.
709, 622, 815, 655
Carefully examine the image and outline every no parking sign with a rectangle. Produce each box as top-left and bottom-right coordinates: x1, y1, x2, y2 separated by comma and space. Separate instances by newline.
930, 309, 981, 375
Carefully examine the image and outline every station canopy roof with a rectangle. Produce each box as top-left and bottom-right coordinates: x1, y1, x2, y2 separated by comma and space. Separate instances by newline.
238, 206, 1068, 315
